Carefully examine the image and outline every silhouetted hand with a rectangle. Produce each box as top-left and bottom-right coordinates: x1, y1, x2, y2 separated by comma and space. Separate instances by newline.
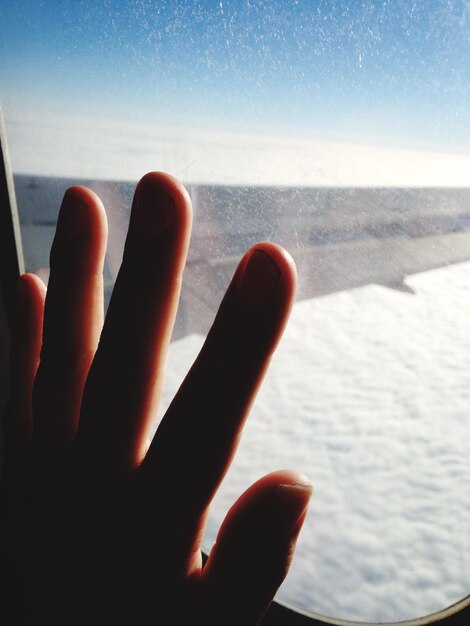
0, 172, 312, 625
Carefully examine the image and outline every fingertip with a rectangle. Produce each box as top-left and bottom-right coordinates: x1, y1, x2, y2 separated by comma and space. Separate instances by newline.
17, 272, 46, 302
15, 273, 46, 330
136, 171, 193, 230
249, 242, 297, 282
236, 242, 297, 308
217, 469, 312, 544
58, 186, 107, 241
214, 241, 297, 360
264, 469, 313, 507
126, 172, 192, 262
139, 170, 189, 196
51, 186, 107, 280
63, 184, 102, 206
253, 468, 313, 491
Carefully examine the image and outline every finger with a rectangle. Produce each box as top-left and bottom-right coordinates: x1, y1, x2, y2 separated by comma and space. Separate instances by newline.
140, 243, 296, 549
2, 274, 45, 493
33, 187, 107, 458
201, 470, 313, 626
77, 172, 192, 477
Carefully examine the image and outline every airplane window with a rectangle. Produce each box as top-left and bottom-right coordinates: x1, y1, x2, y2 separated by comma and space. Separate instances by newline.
1, 1, 470, 622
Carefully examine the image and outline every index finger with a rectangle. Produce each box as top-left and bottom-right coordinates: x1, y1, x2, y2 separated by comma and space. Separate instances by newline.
140, 243, 297, 539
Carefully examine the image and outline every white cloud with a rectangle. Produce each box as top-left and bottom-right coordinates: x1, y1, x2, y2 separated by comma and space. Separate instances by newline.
5, 109, 470, 187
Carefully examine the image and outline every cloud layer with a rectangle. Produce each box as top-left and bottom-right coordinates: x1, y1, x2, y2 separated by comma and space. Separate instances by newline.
6, 109, 470, 187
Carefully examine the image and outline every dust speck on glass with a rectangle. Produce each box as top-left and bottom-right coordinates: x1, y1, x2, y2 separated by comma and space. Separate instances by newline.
1, 1, 470, 622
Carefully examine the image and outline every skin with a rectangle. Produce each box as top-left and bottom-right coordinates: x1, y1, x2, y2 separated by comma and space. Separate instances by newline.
0, 172, 312, 625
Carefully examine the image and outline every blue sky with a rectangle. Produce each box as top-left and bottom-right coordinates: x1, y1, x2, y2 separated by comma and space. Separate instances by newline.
1, 0, 469, 151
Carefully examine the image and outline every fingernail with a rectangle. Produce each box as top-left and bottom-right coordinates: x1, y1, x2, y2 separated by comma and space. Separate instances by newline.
133, 180, 174, 237
57, 191, 89, 240
277, 480, 313, 531
237, 249, 280, 307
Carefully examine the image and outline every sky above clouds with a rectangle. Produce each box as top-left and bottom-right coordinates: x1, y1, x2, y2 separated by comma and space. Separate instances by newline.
0, 0, 469, 183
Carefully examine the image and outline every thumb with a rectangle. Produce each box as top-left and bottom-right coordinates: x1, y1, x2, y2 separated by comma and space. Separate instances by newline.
201, 470, 313, 626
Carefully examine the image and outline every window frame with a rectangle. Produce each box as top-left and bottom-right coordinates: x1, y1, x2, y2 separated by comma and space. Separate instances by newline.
1, 116, 470, 626
0, 110, 24, 329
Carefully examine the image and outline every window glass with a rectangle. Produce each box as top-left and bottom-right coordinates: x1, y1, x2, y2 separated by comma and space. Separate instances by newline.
1, 1, 470, 622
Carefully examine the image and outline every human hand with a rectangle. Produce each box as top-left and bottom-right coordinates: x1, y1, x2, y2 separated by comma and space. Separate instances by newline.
0, 172, 312, 625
